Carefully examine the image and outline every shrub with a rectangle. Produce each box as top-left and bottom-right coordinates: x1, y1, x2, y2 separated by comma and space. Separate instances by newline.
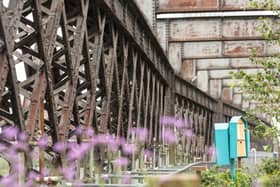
259, 158, 279, 175
201, 166, 252, 187
258, 158, 280, 187
235, 169, 253, 187
201, 167, 232, 187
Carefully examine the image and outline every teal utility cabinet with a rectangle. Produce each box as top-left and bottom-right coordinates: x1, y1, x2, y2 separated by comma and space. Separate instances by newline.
229, 116, 250, 159
214, 116, 250, 181
214, 123, 230, 166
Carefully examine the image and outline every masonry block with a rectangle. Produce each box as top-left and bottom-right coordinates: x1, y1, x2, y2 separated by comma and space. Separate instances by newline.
197, 59, 230, 70
233, 94, 242, 106
197, 71, 209, 92
170, 19, 220, 41
223, 87, 233, 102
181, 59, 196, 80
210, 80, 222, 98
169, 43, 182, 73
157, 21, 168, 52
183, 42, 222, 58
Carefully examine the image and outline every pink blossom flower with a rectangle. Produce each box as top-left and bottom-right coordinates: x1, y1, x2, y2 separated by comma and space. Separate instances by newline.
174, 118, 185, 128
136, 128, 148, 142
24, 180, 34, 187
115, 137, 125, 146
162, 129, 177, 144
0, 174, 17, 186
53, 142, 66, 153
60, 165, 76, 181
18, 132, 28, 142
27, 170, 40, 181
94, 134, 110, 144
189, 118, 193, 127
67, 142, 90, 161
0, 143, 7, 152
12, 141, 29, 152
208, 146, 216, 158
41, 168, 49, 177
107, 138, 118, 152
113, 157, 129, 167
160, 116, 175, 126
144, 149, 153, 159
66, 149, 82, 161
128, 127, 136, 135
122, 143, 136, 155
73, 126, 83, 136
38, 135, 49, 149
184, 119, 190, 128
2, 126, 18, 140
184, 129, 193, 138
84, 128, 94, 137
89, 136, 97, 146
5, 149, 18, 162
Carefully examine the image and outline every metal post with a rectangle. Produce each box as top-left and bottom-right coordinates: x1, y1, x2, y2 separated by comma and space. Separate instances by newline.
153, 138, 156, 169
39, 98, 45, 182
89, 147, 94, 179
251, 148, 256, 165
230, 159, 236, 181
18, 153, 25, 187
237, 158, 242, 168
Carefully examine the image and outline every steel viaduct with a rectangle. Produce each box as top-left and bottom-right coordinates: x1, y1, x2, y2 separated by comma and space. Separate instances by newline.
0, 0, 266, 177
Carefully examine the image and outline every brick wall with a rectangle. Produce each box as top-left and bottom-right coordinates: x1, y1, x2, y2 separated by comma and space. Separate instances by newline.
133, 0, 279, 120
154, 5, 278, 119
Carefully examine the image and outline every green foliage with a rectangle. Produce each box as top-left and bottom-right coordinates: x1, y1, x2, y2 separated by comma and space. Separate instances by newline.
249, 0, 279, 10
230, 57, 280, 121
253, 122, 279, 142
259, 173, 280, 187
235, 169, 253, 187
258, 158, 280, 187
259, 158, 279, 175
201, 159, 280, 187
231, 0, 280, 122
253, 123, 267, 138
201, 167, 252, 187
231, 0, 280, 159
201, 167, 232, 187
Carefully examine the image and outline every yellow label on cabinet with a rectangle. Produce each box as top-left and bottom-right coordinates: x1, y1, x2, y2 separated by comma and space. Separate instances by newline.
237, 120, 245, 139
237, 119, 246, 157
237, 140, 246, 157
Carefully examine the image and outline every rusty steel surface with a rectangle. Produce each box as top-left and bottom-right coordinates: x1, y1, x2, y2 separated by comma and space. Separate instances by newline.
0, 52, 8, 104
157, 0, 280, 12
0, 0, 266, 172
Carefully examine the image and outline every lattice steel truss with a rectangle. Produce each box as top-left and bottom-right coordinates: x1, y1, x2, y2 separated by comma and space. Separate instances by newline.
0, 0, 267, 173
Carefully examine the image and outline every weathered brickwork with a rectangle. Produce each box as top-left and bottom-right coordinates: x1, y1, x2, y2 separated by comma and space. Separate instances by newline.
153, 11, 278, 120
157, 0, 280, 12
131, 1, 275, 119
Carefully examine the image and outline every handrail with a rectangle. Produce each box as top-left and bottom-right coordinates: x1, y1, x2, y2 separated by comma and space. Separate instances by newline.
172, 161, 216, 175
174, 75, 218, 112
